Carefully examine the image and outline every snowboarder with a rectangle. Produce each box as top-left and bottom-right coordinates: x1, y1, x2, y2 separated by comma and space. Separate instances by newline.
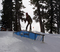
25, 13, 32, 31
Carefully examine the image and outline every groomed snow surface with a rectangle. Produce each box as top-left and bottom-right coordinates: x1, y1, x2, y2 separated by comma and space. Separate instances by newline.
0, 31, 60, 52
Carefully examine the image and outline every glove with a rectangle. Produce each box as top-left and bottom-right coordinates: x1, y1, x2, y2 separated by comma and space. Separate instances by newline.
21, 19, 23, 22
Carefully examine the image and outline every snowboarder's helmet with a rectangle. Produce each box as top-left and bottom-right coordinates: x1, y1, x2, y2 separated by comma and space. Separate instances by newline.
26, 13, 28, 15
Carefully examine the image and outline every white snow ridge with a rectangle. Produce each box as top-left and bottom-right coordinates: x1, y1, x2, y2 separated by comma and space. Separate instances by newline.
0, 31, 60, 52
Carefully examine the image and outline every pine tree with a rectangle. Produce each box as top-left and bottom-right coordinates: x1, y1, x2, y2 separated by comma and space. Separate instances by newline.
57, 0, 60, 34
1, 0, 24, 31
30, 0, 48, 32
30, 0, 58, 34
13, 0, 24, 31
44, 0, 60, 34
1, 0, 13, 30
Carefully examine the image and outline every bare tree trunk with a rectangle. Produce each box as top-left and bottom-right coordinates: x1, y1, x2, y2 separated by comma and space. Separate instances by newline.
50, 0, 53, 33
37, 1, 44, 32
17, 18, 21, 31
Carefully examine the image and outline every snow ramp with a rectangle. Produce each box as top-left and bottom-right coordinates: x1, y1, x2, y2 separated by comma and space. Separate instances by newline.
0, 31, 44, 52
0, 31, 60, 52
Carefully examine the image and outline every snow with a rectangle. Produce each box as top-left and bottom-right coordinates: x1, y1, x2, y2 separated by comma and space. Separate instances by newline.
0, 31, 60, 52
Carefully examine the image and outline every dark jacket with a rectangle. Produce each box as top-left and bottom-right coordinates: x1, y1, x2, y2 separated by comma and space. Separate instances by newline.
26, 15, 32, 23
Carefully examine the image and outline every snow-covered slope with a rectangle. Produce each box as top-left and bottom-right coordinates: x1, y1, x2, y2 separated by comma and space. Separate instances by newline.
0, 31, 60, 52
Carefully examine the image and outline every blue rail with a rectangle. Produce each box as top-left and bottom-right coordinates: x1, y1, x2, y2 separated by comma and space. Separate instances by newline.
14, 31, 45, 42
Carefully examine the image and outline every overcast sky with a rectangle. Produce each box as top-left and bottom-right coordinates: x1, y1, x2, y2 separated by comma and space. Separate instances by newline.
0, 0, 2, 10
0, 0, 40, 32
0, 0, 2, 20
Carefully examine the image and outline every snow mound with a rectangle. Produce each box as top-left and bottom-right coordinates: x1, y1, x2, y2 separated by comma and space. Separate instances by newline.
0, 31, 60, 52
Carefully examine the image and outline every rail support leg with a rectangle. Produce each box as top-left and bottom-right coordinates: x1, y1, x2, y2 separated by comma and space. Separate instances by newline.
42, 35, 44, 42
